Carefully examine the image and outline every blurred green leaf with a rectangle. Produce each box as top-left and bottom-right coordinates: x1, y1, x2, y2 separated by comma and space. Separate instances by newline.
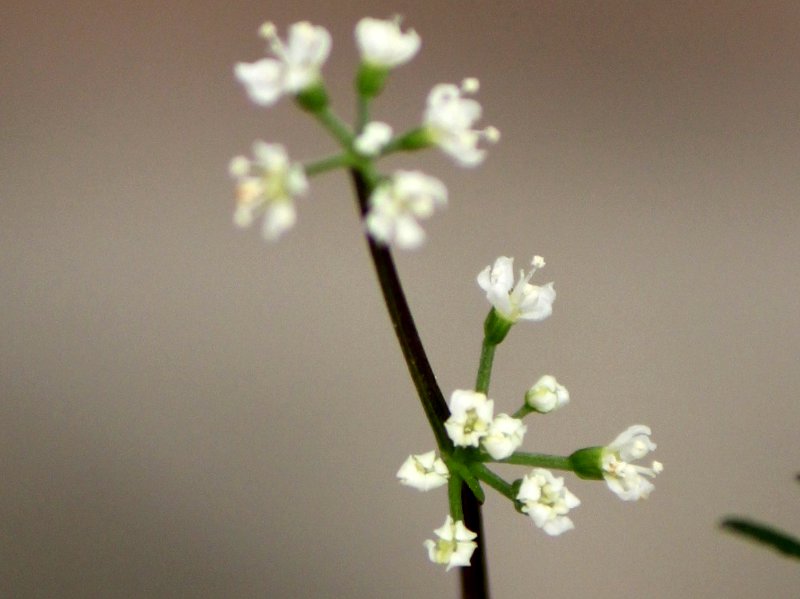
721, 517, 800, 561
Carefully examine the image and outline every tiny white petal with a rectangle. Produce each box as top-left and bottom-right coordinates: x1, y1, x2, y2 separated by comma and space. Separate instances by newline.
354, 121, 394, 156
235, 59, 284, 106
356, 16, 421, 68
262, 201, 296, 240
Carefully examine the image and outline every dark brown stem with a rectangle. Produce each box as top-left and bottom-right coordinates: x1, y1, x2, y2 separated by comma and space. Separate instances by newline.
349, 169, 489, 599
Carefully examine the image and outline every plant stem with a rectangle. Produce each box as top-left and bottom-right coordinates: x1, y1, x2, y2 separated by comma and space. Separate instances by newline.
499, 452, 573, 472
315, 107, 354, 147
475, 338, 496, 394
460, 483, 489, 599
470, 463, 515, 501
349, 169, 450, 451
304, 154, 353, 177
349, 169, 489, 599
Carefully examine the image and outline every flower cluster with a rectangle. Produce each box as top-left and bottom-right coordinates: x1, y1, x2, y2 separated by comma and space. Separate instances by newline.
231, 16, 663, 574
231, 17, 496, 247
395, 256, 660, 569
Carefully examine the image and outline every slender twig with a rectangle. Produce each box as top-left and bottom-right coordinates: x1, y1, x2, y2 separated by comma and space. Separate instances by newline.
349, 169, 489, 599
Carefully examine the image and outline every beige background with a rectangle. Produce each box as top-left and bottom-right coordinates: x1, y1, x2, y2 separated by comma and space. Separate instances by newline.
3, 1, 800, 597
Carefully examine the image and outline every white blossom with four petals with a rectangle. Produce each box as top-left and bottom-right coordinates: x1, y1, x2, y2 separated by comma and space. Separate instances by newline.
229, 142, 308, 240
444, 389, 495, 448
235, 21, 331, 106
365, 170, 447, 250
397, 451, 449, 491
516, 468, 581, 536
355, 16, 421, 69
424, 516, 478, 570
526, 375, 570, 413
482, 413, 527, 460
477, 255, 556, 323
602, 425, 663, 501
424, 78, 499, 167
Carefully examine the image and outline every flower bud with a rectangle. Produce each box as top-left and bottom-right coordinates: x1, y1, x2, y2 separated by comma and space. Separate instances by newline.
525, 375, 569, 413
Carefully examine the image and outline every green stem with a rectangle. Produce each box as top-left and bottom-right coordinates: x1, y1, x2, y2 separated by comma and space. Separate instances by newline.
349, 170, 451, 451
448, 472, 464, 522
470, 463, 515, 501
498, 452, 573, 472
304, 154, 353, 177
475, 338, 496, 394
511, 405, 534, 420
349, 169, 489, 598
356, 95, 369, 134
315, 107, 354, 147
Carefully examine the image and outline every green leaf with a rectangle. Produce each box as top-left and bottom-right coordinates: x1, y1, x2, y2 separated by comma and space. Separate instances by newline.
721, 517, 800, 561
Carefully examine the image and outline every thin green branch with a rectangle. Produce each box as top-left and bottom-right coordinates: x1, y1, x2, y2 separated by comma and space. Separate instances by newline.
470, 463, 515, 501
304, 154, 354, 177
499, 452, 573, 472
348, 169, 451, 451
349, 168, 489, 599
355, 95, 369, 134
315, 107, 354, 147
475, 338, 496, 394
448, 472, 464, 522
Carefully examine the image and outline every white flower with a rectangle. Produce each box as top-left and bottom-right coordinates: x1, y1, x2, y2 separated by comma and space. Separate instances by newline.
424, 516, 477, 571
354, 121, 393, 156
355, 16, 421, 68
365, 170, 447, 250
229, 142, 308, 240
602, 425, 663, 501
444, 389, 494, 448
424, 78, 499, 167
516, 468, 581, 536
397, 451, 449, 491
481, 414, 526, 460
234, 21, 331, 106
477, 255, 556, 323
526, 375, 569, 413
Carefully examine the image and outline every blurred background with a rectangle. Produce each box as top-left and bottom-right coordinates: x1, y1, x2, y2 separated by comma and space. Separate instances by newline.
3, 1, 800, 597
